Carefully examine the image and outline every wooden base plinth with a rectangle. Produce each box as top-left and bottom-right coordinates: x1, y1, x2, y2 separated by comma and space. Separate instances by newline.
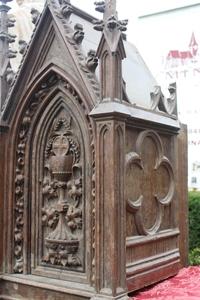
91, 294, 129, 300
0, 276, 94, 300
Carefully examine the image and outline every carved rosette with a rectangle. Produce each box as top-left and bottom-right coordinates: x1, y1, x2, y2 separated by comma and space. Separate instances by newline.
41, 115, 83, 269
126, 130, 175, 236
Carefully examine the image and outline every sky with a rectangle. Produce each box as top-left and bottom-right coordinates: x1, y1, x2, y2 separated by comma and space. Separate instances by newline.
10, 0, 200, 45
70, 0, 200, 45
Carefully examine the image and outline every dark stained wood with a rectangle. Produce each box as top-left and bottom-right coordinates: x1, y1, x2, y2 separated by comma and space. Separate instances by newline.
124, 125, 181, 292
0, 0, 188, 299
0, 278, 90, 300
0, 124, 9, 274
177, 124, 188, 267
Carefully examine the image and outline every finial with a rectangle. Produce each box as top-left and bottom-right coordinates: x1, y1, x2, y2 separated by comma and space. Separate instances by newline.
93, 0, 128, 32
94, 0, 127, 101
106, 0, 116, 13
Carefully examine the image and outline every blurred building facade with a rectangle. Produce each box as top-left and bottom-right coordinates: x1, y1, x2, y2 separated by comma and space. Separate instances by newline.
134, 2, 200, 190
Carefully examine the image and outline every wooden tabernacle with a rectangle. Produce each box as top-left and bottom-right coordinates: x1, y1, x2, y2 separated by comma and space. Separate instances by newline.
0, 0, 188, 299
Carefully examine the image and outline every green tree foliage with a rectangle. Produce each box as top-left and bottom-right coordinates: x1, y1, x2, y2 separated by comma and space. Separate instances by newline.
189, 191, 200, 265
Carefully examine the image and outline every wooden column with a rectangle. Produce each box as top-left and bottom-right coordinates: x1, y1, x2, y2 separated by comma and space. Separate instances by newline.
91, 115, 128, 300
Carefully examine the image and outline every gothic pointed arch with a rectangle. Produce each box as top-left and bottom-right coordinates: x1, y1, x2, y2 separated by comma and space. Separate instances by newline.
5, 67, 96, 284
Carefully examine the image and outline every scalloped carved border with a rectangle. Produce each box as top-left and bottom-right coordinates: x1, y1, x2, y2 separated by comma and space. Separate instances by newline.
126, 130, 175, 236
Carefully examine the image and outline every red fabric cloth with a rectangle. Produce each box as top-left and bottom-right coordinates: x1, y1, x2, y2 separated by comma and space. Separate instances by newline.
132, 267, 200, 300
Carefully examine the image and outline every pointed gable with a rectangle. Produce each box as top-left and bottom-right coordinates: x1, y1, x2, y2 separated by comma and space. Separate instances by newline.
1, 0, 158, 120
1, 0, 100, 120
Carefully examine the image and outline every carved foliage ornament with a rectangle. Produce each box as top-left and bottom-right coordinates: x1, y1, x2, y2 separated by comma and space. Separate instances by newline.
93, 1, 128, 32
50, 0, 100, 99
150, 82, 177, 116
13, 73, 95, 274
14, 74, 60, 273
31, 8, 40, 25
42, 115, 83, 268
94, 1, 105, 13
93, 15, 128, 32
126, 130, 175, 236
59, 0, 73, 19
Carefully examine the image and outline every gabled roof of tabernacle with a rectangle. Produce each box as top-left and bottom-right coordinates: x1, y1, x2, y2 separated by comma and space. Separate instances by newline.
1, 0, 157, 120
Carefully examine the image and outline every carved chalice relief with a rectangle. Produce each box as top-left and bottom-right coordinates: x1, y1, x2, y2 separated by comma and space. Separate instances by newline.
126, 130, 175, 236
42, 117, 82, 268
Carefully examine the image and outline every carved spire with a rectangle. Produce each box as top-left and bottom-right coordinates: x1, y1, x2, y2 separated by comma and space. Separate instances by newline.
94, 0, 128, 101
0, 0, 16, 109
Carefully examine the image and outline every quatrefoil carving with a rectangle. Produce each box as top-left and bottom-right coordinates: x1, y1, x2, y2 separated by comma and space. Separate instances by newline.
126, 130, 175, 236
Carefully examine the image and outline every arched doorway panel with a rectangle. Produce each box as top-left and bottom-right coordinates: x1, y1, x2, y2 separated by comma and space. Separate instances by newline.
8, 70, 94, 285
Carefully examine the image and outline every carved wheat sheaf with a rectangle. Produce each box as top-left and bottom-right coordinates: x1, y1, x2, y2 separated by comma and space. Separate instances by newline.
126, 130, 175, 236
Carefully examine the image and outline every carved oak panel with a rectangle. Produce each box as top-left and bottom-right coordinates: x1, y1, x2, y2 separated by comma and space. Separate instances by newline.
12, 72, 95, 280
126, 129, 175, 236
40, 113, 83, 270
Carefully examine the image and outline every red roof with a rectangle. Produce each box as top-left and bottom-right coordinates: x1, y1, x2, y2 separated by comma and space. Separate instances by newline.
180, 51, 193, 59
167, 50, 193, 59
167, 50, 180, 59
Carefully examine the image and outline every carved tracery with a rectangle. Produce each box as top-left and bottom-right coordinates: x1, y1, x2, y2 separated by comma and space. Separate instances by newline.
126, 130, 175, 236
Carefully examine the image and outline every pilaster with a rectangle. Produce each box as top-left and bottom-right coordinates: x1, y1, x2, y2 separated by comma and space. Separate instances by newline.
90, 114, 128, 300
91, 2, 129, 297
